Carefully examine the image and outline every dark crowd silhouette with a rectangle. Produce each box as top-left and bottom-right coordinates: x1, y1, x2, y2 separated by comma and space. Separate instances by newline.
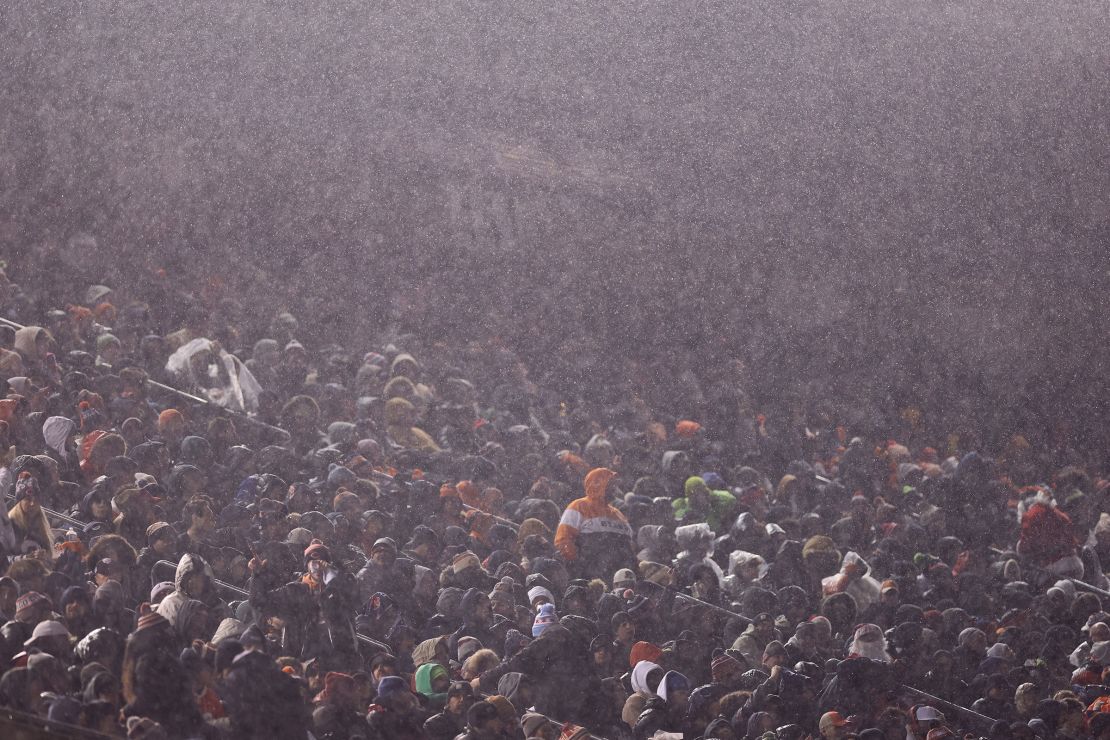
0, 244, 1106, 740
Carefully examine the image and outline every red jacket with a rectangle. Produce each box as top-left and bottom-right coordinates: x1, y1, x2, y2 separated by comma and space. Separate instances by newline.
1018, 502, 1077, 566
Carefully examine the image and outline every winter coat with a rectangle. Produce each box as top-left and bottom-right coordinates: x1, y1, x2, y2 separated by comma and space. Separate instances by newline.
157, 553, 215, 628
555, 468, 633, 579
365, 704, 426, 740
671, 477, 736, 532
636, 525, 674, 564
478, 623, 592, 722
414, 662, 449, 712
448, 588, 498, 658
730, 622, 776, 668
816, 657, 894, 717
622, 660, 661, 727
632, 696, 683, 740
122, 648, 210, 738
1018, 501, 1078, 567
384, 397, 440, 452
222, 649, 310, 740
423, 708, 466, 740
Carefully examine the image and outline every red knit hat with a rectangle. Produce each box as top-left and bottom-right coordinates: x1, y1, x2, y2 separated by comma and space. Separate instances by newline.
629, 641, 663, 668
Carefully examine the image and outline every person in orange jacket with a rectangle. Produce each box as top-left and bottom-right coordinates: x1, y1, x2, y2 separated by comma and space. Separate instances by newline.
554, 468, 634, 580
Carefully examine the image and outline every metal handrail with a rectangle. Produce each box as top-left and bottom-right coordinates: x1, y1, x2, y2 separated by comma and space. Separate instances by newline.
900, 685, 996, 733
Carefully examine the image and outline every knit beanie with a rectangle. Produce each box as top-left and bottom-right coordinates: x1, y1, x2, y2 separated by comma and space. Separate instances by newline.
532, 603, 558, 638
376, 675, 408, 701
527, 586, 555, 606
629, 641, 664, 668
15, 591, 50, 620
453, 551, 481, 574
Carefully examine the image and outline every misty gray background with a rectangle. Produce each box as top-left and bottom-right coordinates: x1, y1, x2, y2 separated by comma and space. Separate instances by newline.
2, 2, 1108, 420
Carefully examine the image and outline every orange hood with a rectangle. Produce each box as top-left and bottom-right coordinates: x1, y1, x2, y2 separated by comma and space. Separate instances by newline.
584, 467, 617, 502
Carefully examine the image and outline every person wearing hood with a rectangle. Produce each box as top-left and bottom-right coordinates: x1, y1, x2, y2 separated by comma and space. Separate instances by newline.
412, 635, 451, 669
414, 661, 451, 712
555, 467, 634, 580
59, 584, 96, 640
821, 552, 881, 614
953, 627, 988, 684
673, 476, 736, 533
384, 397, 440, 453
1013, 682, 1040, 723
622, 659, 665, 728
785, 621, 824, 666
41, 415, 77, 469
156, 552, 217, 629
661, 450, 692, 490
12, 325, 54, 372
683, 683, 729, 738
389, 352, 434, 403
731, 613, 780, 669
76, 489, 115, 526
636, 525, 677, 565
449, 587, 497, 659
969, 673, 1015, 722
1018, 494, 1083, 580
477, 613, 594, 723
496, 671, 534, 717
846, 623, 892, 663
178, 494, 218, 561
8, 471, 54, 558
766, 538, 809, 593
632, 669, 690, 739
355, 536, 413, 605
723, 551, 765, 598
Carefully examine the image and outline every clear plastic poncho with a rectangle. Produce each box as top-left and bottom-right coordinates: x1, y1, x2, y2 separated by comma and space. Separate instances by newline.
165, 338, 262, 414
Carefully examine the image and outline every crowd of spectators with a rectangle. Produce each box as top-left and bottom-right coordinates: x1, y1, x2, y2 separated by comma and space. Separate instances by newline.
0, 256, 1107, 740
